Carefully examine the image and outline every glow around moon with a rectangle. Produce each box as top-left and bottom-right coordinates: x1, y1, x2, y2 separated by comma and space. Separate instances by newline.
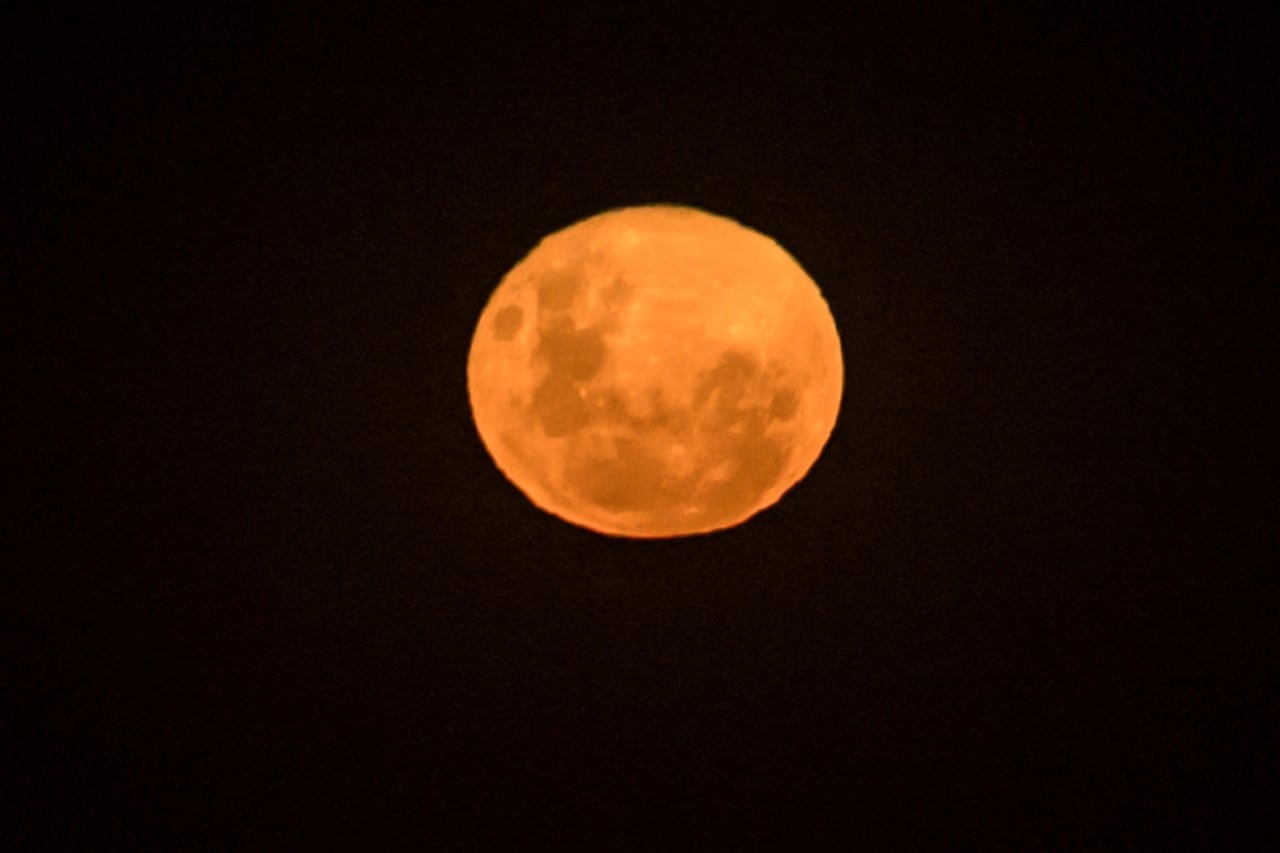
466, 205, 843, 538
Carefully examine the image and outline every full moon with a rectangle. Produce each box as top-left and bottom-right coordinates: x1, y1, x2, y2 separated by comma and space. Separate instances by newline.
466, 205, 843, 538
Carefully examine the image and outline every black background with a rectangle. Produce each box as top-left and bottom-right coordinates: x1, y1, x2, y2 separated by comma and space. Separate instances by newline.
9, 3, 1275, 847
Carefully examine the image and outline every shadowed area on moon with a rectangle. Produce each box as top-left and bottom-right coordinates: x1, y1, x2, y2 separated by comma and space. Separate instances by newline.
504, 253, 803, 534
492, 306, 523, 341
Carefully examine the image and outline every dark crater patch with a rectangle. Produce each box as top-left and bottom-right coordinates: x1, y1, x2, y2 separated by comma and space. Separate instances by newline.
768, 386, 800, 421
693, 350, 760, 414
492, 306, 523, 341
536, 319, 606, 382
567, 436, 673, 513
696, 435, 788, 521
533, 373, 588, 437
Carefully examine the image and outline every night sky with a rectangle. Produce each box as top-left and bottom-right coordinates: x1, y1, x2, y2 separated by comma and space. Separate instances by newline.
11, 5, 1274, 847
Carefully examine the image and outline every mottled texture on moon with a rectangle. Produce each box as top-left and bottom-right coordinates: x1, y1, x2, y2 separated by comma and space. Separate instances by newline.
467, 205, 844, 538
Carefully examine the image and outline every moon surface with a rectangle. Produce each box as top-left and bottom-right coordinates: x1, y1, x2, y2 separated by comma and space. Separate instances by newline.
466, 205, 843, 538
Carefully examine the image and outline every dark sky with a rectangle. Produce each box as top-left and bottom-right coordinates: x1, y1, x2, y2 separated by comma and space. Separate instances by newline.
10, 4, 1274, 847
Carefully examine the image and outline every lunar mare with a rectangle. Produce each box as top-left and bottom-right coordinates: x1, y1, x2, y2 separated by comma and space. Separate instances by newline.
466, 205, 844, 538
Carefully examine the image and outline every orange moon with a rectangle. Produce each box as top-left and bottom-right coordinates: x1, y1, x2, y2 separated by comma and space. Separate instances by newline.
466, 205, 843, 539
